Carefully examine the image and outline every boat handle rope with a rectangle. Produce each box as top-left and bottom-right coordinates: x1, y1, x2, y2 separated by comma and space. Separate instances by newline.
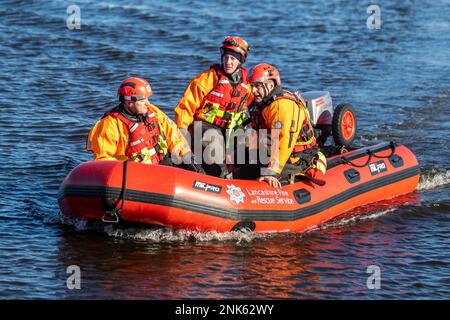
341, 141, 397, 168
102, 160, 128, 223
371, 140, 397, 159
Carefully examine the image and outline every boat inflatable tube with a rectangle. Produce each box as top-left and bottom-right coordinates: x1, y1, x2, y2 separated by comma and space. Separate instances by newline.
58, 142, 419, 233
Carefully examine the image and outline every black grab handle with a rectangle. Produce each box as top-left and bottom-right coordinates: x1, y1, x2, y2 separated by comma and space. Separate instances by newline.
341, 141, 397, 168
372, 140, 397, 159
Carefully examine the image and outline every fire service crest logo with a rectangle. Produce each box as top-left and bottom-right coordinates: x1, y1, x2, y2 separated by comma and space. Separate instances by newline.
226, 185, 245, 204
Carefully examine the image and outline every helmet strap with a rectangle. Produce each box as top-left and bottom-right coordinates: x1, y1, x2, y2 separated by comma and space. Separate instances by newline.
136, 113, 148, 123
260, 83, 279, 106
123, 101, 137, 115
120, 103, 147, 123
262, 83, 270, 97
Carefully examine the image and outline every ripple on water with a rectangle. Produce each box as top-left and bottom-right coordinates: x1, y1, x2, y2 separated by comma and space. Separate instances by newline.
0, 0, 449, 299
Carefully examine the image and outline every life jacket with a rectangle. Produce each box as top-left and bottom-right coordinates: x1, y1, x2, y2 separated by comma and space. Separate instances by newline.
251, 89, 317, 153
105, 107, 164, 164
195, 64, 250, 129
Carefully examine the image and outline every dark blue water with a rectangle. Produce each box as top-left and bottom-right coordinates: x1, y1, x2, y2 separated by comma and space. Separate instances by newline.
0, 0, 449, 299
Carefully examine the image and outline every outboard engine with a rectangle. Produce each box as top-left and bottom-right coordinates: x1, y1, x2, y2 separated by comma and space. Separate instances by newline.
299, 90, 357, 148
301, 91, 333, 146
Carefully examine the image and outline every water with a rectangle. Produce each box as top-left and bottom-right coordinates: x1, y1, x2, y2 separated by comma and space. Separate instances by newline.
0, 0, 449, 299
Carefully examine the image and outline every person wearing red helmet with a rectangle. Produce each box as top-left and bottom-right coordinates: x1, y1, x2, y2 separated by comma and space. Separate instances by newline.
238, 63, 327, 188
173, 36, 253, 177
86, 77, 203, 173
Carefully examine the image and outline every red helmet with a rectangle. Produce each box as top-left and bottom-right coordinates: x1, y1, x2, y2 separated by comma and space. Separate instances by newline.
220, 36, 250, 62
248, 63, 281, 87
118, 77, 152, 102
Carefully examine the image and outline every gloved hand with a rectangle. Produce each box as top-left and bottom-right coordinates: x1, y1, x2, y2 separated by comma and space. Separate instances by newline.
185, 162, 206, 174
180, 152, 205, 174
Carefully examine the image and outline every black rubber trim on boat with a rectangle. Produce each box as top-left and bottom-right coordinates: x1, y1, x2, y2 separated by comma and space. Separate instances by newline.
327, 142, 395, 170
59, 165, 419, 222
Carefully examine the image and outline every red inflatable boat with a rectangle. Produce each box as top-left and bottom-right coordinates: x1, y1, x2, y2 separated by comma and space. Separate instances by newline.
58, 142, 419, 233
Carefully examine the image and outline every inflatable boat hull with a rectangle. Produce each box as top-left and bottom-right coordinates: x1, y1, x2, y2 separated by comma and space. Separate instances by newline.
58, 142, 419, 233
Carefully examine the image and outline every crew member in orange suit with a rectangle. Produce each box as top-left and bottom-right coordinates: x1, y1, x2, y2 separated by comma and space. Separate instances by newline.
234, 64, 327, 188
87, 77, 204, 173
174, 36, 253, 177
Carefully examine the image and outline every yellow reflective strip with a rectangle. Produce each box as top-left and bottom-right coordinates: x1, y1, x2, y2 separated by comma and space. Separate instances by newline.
317, 151, 327, 163
295, 135, 316, 146
315, 152, 327, 174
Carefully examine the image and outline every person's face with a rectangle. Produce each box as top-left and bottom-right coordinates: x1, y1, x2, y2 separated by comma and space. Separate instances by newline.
251, 80, 276, 104
124, 99, 148, 115
222, 54, 240, 74
251, 82, 268, 104
134, 99, 148, 115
